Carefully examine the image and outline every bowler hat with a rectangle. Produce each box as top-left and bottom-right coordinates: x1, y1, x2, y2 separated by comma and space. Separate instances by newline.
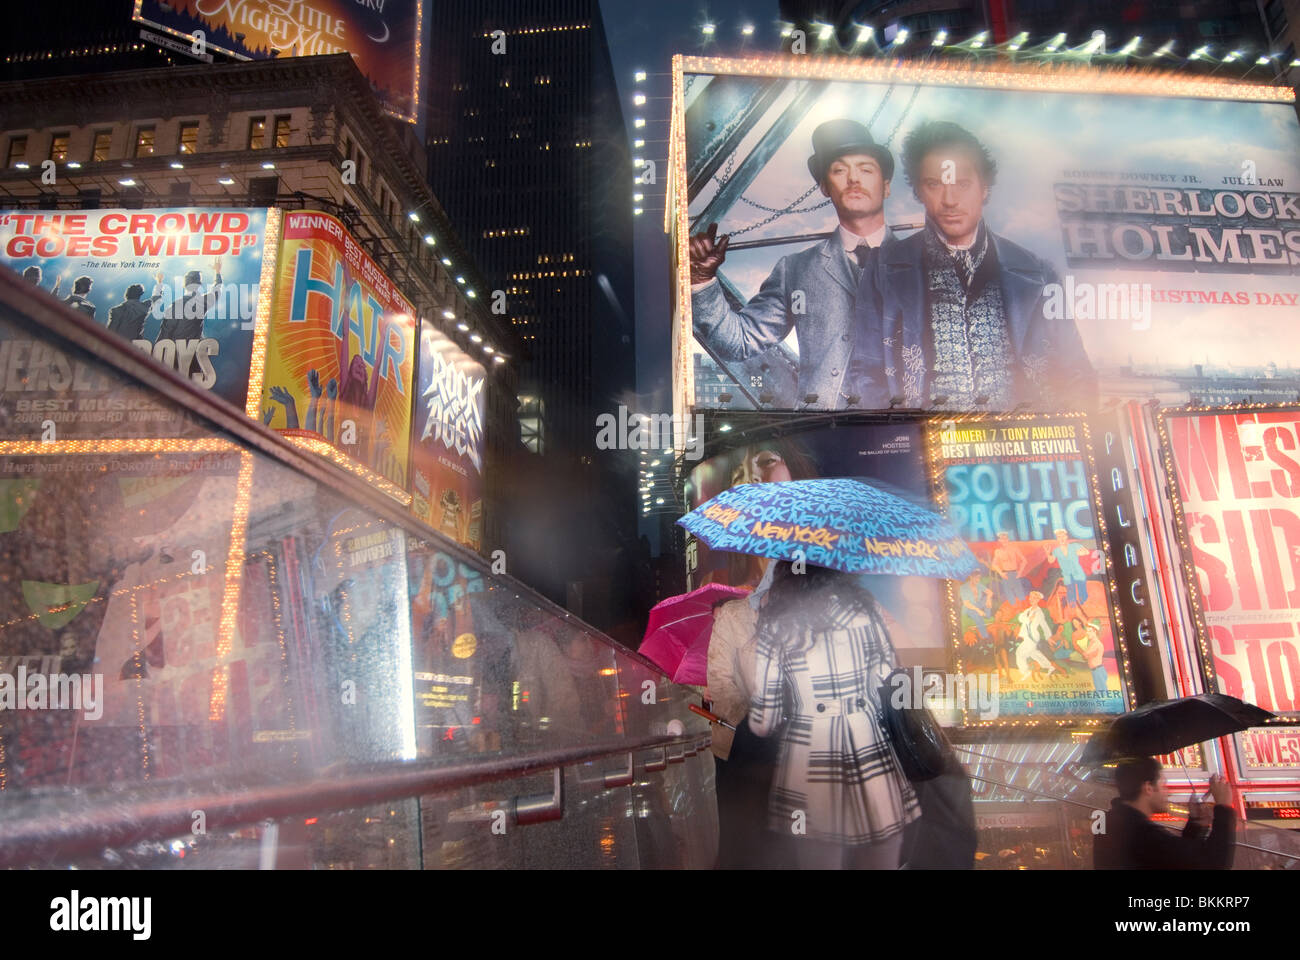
807, 119, 894, 184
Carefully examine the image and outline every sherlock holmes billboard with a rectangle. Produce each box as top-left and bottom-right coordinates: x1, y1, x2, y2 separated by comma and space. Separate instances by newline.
670, 57, 1300, 415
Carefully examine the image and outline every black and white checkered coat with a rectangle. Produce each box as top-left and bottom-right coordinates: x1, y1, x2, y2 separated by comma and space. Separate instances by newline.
750, 591, 920, 845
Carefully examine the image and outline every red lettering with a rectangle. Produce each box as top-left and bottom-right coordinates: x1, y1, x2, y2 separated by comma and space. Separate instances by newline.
1211, 625, 1243, 700
1223, 510, 1261, 609
1189, 513, 1233, 612
1250, 508, 1287, 610
1222, 416, 1273, 499
1266, 640, 1299, 712
1249, 731, 1278, 763
1172, 415, 1221, 502
1264, 426, 1300, 497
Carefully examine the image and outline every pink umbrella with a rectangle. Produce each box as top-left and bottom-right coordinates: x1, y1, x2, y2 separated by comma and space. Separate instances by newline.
639, 583, 750, 686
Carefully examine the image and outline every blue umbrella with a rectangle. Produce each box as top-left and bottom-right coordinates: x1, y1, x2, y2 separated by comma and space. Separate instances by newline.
678, 477, 978, 579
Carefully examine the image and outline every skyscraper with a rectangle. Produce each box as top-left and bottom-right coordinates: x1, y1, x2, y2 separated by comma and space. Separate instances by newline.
426, 1, 639, 635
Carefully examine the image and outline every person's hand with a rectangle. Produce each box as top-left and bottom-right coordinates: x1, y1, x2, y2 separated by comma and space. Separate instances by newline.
1208, 773, 1233, 807
689, 223, 730, 284
1187, 798, 1213, 828
326, 378, 338, 399
212, 257, 223, 275
308, 368, 321, 398
269, 385, 294, 406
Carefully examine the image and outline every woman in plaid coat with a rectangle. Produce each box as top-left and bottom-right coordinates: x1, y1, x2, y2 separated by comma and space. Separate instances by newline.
750, 562, 919, 869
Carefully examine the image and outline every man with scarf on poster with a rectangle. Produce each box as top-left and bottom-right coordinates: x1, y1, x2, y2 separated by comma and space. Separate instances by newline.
849, 121, 1096, 411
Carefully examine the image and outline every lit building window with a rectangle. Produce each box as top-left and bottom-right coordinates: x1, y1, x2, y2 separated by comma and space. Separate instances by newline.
91, 130, 111, 162
6, 136, 27, 168
177, 122, 199, 154
274, 115, 291, 148
134, 126, 155, 157
48, 133, 69, 162
248, 117, 267, 150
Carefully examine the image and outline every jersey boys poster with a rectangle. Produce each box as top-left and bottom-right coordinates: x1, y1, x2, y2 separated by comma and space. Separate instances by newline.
0, 208, 270, 409
263, 210, 415, 490
930, 415, 1126, 719
411, 327, 485, 548
1164, 408, 1300, 717
672, 59, 1300, 415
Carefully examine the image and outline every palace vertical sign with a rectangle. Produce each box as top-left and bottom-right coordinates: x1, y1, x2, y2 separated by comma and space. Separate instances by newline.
1164, 408, 1300, 716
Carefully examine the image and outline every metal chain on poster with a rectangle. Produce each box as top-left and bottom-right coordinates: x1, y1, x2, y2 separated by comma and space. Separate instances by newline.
715, 85, 920, 237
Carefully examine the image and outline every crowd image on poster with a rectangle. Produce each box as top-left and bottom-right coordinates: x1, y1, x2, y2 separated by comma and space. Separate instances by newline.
930, 415, 1126, 720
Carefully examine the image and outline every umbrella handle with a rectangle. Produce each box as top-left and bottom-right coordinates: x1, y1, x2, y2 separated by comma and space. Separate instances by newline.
689, 703, 737, 731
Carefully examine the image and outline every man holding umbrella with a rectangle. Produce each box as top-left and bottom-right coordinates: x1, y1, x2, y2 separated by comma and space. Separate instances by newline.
1094, 758, 1236, 870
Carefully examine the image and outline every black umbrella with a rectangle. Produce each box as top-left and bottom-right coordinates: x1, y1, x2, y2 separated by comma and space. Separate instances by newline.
1081, 693, 1276, 764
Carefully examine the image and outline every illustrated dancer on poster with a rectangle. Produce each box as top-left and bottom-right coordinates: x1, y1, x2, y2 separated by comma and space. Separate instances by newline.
959, 570, 995, 658
1048, 529, 1090, 612
990, 532, 1028, 604
1014, 591, 1065, 682
156, 259, 223, 341
1071, 616, 1108, 692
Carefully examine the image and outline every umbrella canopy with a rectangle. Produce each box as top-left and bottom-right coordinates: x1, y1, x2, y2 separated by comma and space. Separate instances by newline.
677, 477, 978, 579
638, 583, 749, 685
1080, 693, 1277, 764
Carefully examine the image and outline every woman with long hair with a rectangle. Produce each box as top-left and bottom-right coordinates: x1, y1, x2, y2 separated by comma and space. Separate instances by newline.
750, 561, 920, 869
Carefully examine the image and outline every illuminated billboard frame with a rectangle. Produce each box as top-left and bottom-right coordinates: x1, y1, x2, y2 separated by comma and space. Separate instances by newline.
666, 54, 1297, 444
924, 410, 1136, 729
1156, 402, 1300, 727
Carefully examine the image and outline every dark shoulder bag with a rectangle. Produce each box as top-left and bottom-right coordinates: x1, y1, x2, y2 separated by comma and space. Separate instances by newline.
876, 667, 953, 782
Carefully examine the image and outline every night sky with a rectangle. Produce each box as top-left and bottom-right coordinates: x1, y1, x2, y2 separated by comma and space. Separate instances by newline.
600, 1, 784, 415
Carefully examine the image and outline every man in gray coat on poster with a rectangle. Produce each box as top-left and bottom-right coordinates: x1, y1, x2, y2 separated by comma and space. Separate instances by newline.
688, 119, 895, 410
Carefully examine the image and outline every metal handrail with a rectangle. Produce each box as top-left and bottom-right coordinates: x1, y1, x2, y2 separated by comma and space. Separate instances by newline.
0, 733, 701, 867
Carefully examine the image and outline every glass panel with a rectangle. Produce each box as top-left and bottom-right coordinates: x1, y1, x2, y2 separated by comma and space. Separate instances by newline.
0, 283, 714, 868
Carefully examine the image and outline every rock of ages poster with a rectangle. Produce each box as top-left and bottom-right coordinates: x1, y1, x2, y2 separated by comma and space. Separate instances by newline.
931, 415, 1126, 719
1165, 408, 1300, 717
262, 210, 415, 490
410, 326, 485, 549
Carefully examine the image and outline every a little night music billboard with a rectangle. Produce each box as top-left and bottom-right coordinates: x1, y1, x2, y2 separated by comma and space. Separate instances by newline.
132, 0, 424, 122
